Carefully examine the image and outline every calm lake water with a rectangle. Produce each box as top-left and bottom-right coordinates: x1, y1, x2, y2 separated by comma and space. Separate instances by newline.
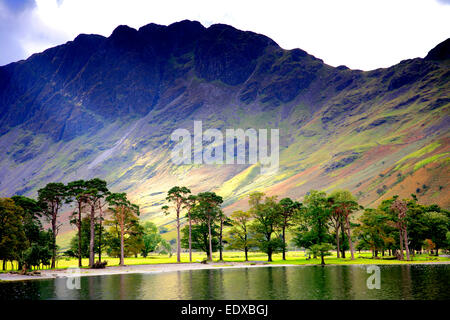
1, 265, 449, 300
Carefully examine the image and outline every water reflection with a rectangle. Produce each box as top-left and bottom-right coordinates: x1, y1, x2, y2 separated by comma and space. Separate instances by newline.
0, 265, 448, 300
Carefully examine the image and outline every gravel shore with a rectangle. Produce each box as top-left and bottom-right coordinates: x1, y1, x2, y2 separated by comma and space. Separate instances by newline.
0, 261, 278, 281
1, 260, 449, 282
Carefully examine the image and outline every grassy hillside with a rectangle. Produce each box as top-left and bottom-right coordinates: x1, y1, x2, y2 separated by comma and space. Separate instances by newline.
0, 21, 448, 246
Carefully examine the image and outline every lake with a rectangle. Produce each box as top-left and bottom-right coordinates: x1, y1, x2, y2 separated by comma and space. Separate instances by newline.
1, 264, 449, 300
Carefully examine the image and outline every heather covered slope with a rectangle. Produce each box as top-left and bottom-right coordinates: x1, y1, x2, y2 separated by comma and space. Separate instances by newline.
0, 21, 448, 243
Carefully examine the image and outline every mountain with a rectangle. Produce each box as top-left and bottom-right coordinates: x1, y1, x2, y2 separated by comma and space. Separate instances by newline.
0, 20, 449, 244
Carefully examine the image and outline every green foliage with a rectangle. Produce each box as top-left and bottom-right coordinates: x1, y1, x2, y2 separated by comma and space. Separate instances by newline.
248, 192, 284, 261
37, 182, 68, 267
6, 195, 55, 270
354, 208, 395, 254
226, 210, 256, 260
67, 180, 88, 200
105, 192, 140, 264
303, 190, 333, 244
446, 231, 450, 249
187, 192, 223, 260
126, 223, 145, 258
307, 243, 334, 265
162, 186, 191, 215
141, 221, 163, 257
11, 195, 43, 220
3, 174, 450, 270
293, 190, 336, 264
22, 230, 53, 269
191, 192, 223, 223
162, 186, 192, 262
421, 211, 449, 251
355, 195, 450, 258
279, 198, 302, 227
67, 217, 104, 258
181, 223, 219, 255
104, 218, 143, 258
157, 239, 173, 257
279, 197, 303, 259
0, 198, 27, 268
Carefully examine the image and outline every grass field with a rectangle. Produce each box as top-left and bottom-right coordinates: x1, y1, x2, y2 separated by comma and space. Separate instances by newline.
1, 251, 449, 272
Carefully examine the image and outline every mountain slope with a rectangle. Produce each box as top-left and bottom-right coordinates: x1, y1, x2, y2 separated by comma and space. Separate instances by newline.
0, 20, 448, 243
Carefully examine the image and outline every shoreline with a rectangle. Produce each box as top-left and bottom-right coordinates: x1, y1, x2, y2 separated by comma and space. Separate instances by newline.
0, 261, 276, 282
1, 260, 450, 282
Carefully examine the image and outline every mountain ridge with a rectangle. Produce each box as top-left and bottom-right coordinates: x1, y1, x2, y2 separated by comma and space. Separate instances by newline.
0, 20, 448, 244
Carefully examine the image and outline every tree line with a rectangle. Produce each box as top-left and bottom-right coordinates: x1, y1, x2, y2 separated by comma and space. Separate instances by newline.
1, 181, 449, 270
0, 178, 170, 271
162, 187, 450, 265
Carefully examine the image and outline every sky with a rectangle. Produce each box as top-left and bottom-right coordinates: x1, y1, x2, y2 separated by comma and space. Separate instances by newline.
0, 0, 449, 70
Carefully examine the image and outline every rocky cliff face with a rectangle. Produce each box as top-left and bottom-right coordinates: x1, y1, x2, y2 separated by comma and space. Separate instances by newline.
0, 20, 448, 240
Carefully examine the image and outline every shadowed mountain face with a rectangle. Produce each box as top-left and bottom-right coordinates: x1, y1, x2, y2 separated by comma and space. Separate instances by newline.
0, 20, 449, 240
0, 21, 280, 139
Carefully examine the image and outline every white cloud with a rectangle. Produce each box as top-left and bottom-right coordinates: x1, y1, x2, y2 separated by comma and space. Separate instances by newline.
2, 0, 450, 70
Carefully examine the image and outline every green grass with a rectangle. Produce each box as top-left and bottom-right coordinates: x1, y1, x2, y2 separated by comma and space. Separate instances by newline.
395, 141, 441, 165
413, 152, 449, 171
1, 251, 448, 272
270, 252, 448, 265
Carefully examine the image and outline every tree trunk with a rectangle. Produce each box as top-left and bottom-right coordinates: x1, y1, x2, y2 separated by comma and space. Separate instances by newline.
335, 223, 340, 258
398, 229, 404, 260
51, 212, 57, 269
321, 254, 325, 266
98, 202, 103, 263
78, 202, 82, 267
282, 226, 286, 260
176, 209, 181, 263
119, 209, 125, 266
244, 233, 248, 261
340, 223, 346, 258
345, 215, 355, 260
219, 217, 223, 261
403, 228, 411, 261
208, 217, 213, 262
188, 211, 192, 263
2, 260, 5, 271
89, 205, 95, 267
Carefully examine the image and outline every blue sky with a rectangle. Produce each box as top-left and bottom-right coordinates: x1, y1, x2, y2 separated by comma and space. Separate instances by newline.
0, 0, 449, 70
